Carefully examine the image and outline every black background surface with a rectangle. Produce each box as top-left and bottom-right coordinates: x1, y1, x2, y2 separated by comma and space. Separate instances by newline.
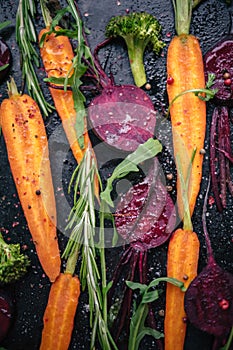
0, 0, 233, 349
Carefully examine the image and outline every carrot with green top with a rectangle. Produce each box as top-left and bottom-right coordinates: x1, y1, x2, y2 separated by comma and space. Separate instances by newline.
38, 3, 99, 198
166, 0, 206, 219
164, 148, 200, 350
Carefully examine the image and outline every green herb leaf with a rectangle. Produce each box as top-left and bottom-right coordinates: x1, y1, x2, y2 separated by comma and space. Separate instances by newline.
100, 138, 162, 207
127, 276, 185, 350
136, 327, 164, 344
166, 73, 218, 118
0, 64, 9, 72
0, 20, 11, 31
126, 281, 148, 294
141, 290, 160, 303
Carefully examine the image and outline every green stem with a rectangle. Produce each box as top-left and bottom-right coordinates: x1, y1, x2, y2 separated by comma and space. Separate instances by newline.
7, 77, 20, 98
0, 233, 6, 246
172, 0, 192, 35
166, 87, 216, 118
128, 303, 147, 350
127, 42, 146, 87
65, 248, 79, 275
221, 327, 233, 350
176, 150, 196, 231
99, 201, 107, 323
39, 0, 52, 27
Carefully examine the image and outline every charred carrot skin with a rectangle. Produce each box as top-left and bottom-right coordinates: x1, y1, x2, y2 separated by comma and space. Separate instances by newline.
0, 87, 61, 282
40, 273, 80, 350
164, 228, 200, 350
167, 34, 206, 219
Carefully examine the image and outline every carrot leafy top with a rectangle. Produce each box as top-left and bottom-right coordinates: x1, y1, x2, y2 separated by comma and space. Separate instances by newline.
172, 0, 193, 35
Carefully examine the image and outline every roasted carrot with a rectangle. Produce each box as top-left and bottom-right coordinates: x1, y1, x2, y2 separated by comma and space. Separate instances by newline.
166, 0, 206, 220
38, 26, 99, 198
164, 228, 199, 350
164, 131, 200, 348
40, 272, 80, 350
38, 26, 89, 162
0, 77, 61, 282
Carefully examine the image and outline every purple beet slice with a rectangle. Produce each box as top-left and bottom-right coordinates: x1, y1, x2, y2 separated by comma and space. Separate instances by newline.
184, 179, 233, 338
88, 85, 156, 152
108, 157, 176, 343
0, 290, 14, 342
0, 39, 11, 82
184, 261, 233, 337
204, 12, 233, 106
115, 157, 176, 248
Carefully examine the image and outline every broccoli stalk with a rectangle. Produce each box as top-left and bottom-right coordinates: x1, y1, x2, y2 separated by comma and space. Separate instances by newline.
105, 12, 165, 87
0, 233, 30, 284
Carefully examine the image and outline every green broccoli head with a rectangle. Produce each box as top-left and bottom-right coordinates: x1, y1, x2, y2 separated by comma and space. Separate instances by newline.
0, 233, 30, 284
105, 12, 165, 87
106, 12, 164, 54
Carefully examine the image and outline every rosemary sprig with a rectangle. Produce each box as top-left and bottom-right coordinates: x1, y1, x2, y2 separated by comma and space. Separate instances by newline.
16, 0, 53, 116
63, 146, 117, 350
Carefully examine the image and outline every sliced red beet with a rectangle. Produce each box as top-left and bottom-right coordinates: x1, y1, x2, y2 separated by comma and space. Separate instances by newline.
204, 13, 233, 106
184, 179, 233, 339
107, 157, 176, 345
88, 84, 156, 152
115, 157, 176, 248
0, 289, 14, 342
0, 39, 11, 82
184, 261, 233, 337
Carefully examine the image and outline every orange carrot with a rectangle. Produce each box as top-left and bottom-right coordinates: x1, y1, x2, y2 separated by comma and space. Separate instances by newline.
0, 77, 61, 282
164, 228, 200, 350
165, 1, 205, 340
40, 272, 80, 350
166, 1, 206, 220
38, 26, 99, 198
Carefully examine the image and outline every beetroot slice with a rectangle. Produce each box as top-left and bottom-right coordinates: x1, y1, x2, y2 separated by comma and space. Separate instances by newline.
204, 11, 233, 106
0, 39, 11, 82
184, 179, 233, 338
114, 157, 176, 249
88, 84, 156, 152
204, 38, 233, 106
184, 262, 233, 337
0, 290, 14, 342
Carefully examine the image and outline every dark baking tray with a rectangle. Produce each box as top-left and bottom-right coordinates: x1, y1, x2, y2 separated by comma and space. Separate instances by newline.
0, 0, 233, 349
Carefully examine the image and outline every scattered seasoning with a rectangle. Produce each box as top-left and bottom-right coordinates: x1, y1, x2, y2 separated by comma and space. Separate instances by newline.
167, 75, 174, 85
219, 299, 229, 310
145, 83, 151, 90
158, 309, 165, 317
166, 173, 173, 180
224, 78, 231, 86
35, 189, 41, 195
223, 72, 230, 80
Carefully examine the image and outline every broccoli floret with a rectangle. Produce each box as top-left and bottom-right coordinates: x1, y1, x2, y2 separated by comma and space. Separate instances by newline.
105, 12, 165, 87
0, 233, 30, 284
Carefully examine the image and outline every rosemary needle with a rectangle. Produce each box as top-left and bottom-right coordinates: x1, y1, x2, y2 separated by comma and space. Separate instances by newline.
16, 0, 53, 116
